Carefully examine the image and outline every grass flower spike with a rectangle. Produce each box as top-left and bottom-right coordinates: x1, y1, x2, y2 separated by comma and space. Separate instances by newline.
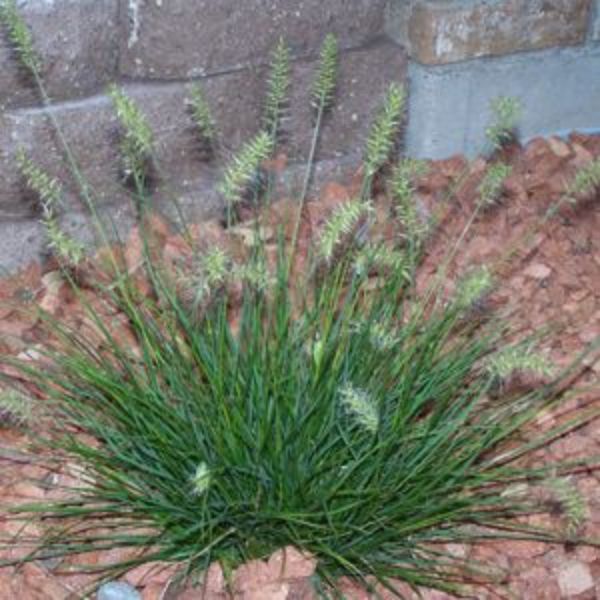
235, 257, 273, 293
455, 266, 493, 309
565, 158, 600, 203
390, 159, 430, 252
218, 131, 274, 222
191, 463, 212, 496
368, 320, 399, 352
478, 163, 512, 206
292, 34, 340, 261
487, 344, 554, 380
109, 85, 154, 189
0, 0, 41, 74
263, 37, 291, 140
16, 150, 84, 266
318, 200, 373, 262
485, 96, 521, 151
353, 243, 408, 280
0, 389, 32, 429
187, 83, 217, 149
185, 247, 231, 312
363, 83, 406, 181
311, 33, 338, 113
339, 384, 379, 434
547, 477, 587, 537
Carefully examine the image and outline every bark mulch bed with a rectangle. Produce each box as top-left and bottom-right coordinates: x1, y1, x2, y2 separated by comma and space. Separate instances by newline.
0, 133, 599, 599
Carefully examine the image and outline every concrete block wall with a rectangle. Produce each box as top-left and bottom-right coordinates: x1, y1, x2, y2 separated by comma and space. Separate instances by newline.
385, 0, 600, 158
0, 0, 408, 272
1, 0, 599, 272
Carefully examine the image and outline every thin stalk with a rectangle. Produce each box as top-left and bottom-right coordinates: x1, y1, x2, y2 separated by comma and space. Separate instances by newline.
289, 103, 325, 272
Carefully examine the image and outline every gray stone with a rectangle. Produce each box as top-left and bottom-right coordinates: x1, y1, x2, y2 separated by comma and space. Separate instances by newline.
0, 0, 120, 110
0, 71, 262, 219
0, 40, 407, 272
405, 44, 600, 159
556, 561, 594, 597
97, 581, 141, 600
1, 41, 406, 216
384, 0, 418, 50
592, 0, 600, 41
119, 0, 386, 79
283, 41, 408, 162
0, 219, 45, 274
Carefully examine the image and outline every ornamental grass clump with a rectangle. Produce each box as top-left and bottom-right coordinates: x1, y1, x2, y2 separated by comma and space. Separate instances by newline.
1, 6, 600, 599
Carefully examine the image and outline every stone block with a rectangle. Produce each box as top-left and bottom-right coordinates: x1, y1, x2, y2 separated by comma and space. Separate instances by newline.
0, 69, 265, 220
384, 0, 418, 49
0, 40, 406, 271
0, 219, 45, 274
0, 0, 119, 110
119, 0, 386, 79
401, 0, 591, 65
405, 45, 600, 159
283, 41, 408, 162
592, 0, 600, 41
1, 41, 406, 216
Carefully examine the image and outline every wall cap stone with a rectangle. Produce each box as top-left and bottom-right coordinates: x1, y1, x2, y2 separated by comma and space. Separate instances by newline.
389, 0, 592, 65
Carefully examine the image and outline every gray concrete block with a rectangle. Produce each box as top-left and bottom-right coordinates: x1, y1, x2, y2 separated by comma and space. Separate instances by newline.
0, 219, 45, 274
405, 45, 600, 159
0, 40, 407, 272
591, 0, 600, 41
0, 0, 120, 110
119, 0, 386, 80
1, 41, 406, 216
384, 0, 417, 50
0, 71, 265, 219
284, 41, 408, 162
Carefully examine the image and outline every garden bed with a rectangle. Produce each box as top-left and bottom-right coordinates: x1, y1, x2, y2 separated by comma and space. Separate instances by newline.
0, 132, 599, 600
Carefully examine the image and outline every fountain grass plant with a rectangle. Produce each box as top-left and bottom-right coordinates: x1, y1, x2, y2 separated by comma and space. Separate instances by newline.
1, 1, 600, 597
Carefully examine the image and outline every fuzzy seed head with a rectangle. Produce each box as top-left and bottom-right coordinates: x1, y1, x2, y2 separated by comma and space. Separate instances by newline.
364, 83, 406, 178
0, 0, 41, 73
478, 163, 512, 207
234, 258, 273, 293
0, 389, 32, 429
191, 462, 212, 496
390, 159, 430, 248
455, 266, 493, 309
353, 243, 409, 280
487, 345, 554, 381
565, 158, 600, 203
311, 34, 338, 112
188, 83, 217, 145
217, 131, 274, 206
485, 97, 521, 151
263, 37, 291, 138
339, 383, 379, 434
369, 321, 399, 352
188, 248, 231, 309
547, 477, 586, 537
318, 200, 373, 262
16, 150, 84, 265
109, 85, 154, 183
